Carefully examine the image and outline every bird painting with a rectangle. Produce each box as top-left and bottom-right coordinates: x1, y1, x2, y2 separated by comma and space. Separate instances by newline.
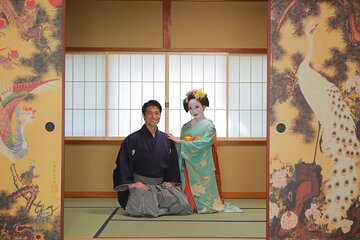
0, 79, 57, 160
297, 22, 359, 230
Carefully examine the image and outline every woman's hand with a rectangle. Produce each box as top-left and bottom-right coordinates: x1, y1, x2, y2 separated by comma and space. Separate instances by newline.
167, 133, 182, 144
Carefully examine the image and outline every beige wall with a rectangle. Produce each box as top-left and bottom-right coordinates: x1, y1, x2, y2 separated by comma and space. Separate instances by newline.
65, 0, 267, 49
172, 2, 267, 48
65, 145, 119, 192
66, 1, 163, 48
65, 0, 267, 195
218, 145, 266, 192
65, 144, 266, 193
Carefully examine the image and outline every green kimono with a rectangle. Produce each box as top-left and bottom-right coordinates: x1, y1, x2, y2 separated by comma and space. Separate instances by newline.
177, 118, 224, 213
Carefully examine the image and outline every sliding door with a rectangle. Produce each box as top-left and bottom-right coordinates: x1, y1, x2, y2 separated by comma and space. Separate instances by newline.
269, 1, 360, 239
0, 0, 63, 239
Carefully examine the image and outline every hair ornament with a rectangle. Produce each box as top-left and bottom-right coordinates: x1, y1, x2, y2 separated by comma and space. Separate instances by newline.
187, 88, 207, 101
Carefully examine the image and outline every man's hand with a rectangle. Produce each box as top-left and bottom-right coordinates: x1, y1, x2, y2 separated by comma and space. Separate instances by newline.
162, 182, 175, 188
129, 182, 148, 190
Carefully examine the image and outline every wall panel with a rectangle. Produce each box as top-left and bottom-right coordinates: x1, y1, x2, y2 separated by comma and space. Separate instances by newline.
65, 0, 163, 48
269, 1, 360, 238
172, 1, 267, 48
0, 0, 63, 239
64, 144, 266, 194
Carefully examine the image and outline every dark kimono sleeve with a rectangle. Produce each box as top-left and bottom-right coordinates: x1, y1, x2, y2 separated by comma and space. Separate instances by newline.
163, 140, 181, 184
113, 138, 134, 208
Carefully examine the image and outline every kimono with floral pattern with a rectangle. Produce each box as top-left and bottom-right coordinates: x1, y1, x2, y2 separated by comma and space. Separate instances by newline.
177, 118, 224, 213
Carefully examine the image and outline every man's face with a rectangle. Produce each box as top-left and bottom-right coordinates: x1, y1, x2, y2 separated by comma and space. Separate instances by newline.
144, 105, 161, 128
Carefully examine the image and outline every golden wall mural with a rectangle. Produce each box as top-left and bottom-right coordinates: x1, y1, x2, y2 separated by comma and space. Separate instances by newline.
0, 0, 62, 239
269, 0, 360, 239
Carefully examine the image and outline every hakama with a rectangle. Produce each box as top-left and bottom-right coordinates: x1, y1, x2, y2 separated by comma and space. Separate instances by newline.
113, 125, 193, 217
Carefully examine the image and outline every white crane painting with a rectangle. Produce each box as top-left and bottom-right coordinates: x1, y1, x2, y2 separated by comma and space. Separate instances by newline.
269, 1, 360, 239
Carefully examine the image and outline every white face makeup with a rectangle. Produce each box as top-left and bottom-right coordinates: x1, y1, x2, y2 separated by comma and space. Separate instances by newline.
188, 98, 205, 120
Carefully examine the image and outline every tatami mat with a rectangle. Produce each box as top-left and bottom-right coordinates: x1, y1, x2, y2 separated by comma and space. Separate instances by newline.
113, 208, 264, 221
64, 207, 115, 238
99, 221, 265, 238
64, 198, 266, 239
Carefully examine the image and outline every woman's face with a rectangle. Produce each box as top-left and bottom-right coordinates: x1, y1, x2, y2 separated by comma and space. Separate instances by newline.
188, 98, 205, 119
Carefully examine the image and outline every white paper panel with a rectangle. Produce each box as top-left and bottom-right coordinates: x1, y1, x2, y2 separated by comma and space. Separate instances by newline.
84, 110, 96, 136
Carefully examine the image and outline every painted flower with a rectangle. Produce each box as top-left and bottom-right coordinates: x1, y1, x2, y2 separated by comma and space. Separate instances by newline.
280, 211, 298, 230
212, 197, 225, 211
191, 184, 205, 197
270, 168, 291, 189
0, 18, 6, 30
346, 75, 360, 94
270, 202, 280, 219
181, 151, 190, 161
9, 50, 19, 59
338, 219, 353, 234
201, 176, 209, 182
190, 148, 197, 154
305, 203, 321, 221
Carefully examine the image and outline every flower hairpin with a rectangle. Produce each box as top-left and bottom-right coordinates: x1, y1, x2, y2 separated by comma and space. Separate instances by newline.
191, 89, 207, 101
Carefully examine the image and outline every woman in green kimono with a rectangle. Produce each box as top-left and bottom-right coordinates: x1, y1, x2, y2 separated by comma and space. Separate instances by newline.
167, 89, 225, 213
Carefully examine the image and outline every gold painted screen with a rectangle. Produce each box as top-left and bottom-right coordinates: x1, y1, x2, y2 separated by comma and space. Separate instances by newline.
0, 0, 63, 239
269, 1, 360, 239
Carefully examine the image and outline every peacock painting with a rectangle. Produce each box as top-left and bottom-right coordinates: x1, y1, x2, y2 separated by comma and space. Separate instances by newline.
297, 21, 359, 232
270, 0, 360, 239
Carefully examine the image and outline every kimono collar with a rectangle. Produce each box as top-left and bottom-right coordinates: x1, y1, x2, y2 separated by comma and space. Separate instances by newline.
141, 124, 158, 138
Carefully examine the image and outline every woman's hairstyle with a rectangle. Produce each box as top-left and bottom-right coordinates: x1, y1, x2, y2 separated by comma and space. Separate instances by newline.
142, 100, 162, 115
183, 89, 209, 112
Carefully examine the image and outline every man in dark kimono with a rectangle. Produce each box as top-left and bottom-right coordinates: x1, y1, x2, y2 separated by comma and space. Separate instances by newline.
113, 100, 193, 217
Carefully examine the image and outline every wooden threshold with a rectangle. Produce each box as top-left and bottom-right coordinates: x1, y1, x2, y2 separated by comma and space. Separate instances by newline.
66, 238, 265, 240
66, 238, 266, 240
65, 47, 267, 54
65, 138, 267, 146
64, 191, 266, 199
